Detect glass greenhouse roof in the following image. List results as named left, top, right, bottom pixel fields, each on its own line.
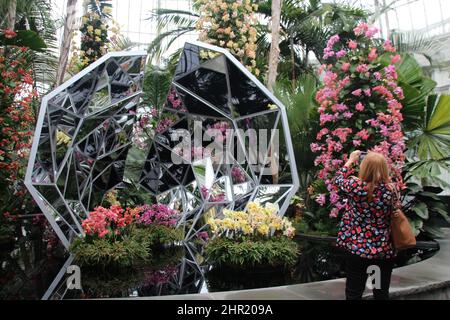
left=53, top=0, right=196, bottom=52
left=337, top=0, right=450, bottom=38
left=52, top=0, right=450, bottom=47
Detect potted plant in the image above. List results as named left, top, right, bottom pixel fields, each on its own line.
left=69, top=205, right=151, bottom=269
left=135, top=204, right=184, bottom=249
left=205, top=202, right=298, bottom=272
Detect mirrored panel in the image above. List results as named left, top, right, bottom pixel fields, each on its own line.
left=26, top=52, right=147, bottom=247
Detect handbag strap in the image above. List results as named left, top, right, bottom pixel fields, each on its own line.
left=388, top=183, right=402, bottom=210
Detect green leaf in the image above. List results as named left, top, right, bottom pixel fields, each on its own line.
left=418, top=191, right=441, bottom=201
left=408, top=218, right=423, bottom=237
left=427, top=95, right=450, bottom=134
left=412, top=202, right=429, bottom=219
left=413, top=94, right=450, bottom=160
left=423, top=224, right=444, bottom=238
left=0, top=30, right=47, bottom=52
left=406, top=182, right=422, bottom=194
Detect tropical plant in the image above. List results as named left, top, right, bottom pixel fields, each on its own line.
left=380, top=53, right=437, bottom=132
left=76, top=7, right=110, bottom=69
left=390, top=30, right=444, bottom=66
left=70, top=205, right=151, bottom=267
left=0, top=29, right=41, bottom=243
left=258, top=0, right=368, bottom=78
left=141, top=65, right=172, bottom=111
left=1, top=0, right=59, bottom=93
left=147, top=7, right=199, bottom=62
left=407, top=94, right=450, bottom=161
left=70, top=234, right=151, bottom=268
left=379, top=52, right=449, bottom=239
left=274, top=74, right=320, bottom=193
left=399, top=162, right=449, bottom=238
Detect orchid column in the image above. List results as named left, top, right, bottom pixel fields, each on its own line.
left=311, top=23, right=406, bottom=218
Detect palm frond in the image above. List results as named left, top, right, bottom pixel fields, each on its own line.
left=390, top=31, right=444, bottom=65
left=109, top=34, right=135, bottom=51
left=86, top=0, right=112, bottom=19
left=14, top=0, right=58, bottom=93
left=146, top=8, right=198, bottom=62
left=142, top=65, right=172, bottom=110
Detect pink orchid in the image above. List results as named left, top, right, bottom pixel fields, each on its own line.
left=356, top=64, right=369, bottom=73
left=348, top=40, right=358, bottom=50
left=383, top=40, right=396, bottom=53
left=353, top=23, right=369, bottom=36
left=341, top=62, right=351, bottom=72
left=391, top=54, right=401, bottom=64
left=356, top=102, right=365, bottom=112
left=316, top=194, right=326, bottom=206
left=336, top=50, right=347, bottom=58
left=356, top=129, right=370, bottom=140
left=368, top=48, right=378, bottom=62
left=343, top=112, right=353, bottom=119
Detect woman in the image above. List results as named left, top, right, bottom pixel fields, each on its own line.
left=333, top=150, right=399, bottom=300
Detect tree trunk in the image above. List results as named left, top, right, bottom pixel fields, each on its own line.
left=6, top=0, right=17, bottom=30
left=267, top=0, right=282, bottom=92
left=56, top=0, right=78, bottom=86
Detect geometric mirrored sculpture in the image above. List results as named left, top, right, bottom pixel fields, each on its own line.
left=137, top=41, right=299, bottom=242
left=25, top=42, right=299, bottom=249
left=25, top=51, right=147, bottom=248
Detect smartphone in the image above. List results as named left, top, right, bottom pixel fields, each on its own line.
left=359, top=151, right=368, bottom=161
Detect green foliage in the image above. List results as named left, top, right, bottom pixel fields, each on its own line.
left=259, top=0, right=368, bottom=78
left=147, top=8, right=198, bottom=62
left=390, top=31, right=443, bottom=65
left=205, top=236, right=299, bottom=269
left=274, top=74, right=320, bottom=191
left=380, top=53, right=437, bottom=131
left=134, top=225, right=184, bottom=247
left=0, top=0, right=59, bottom=93
left=401, top=160, right=450, bottom=238
left=406, top=159, right=450, bottom=190
left=407, top=94, right=450, bottom=161
left=113, top=183, right=155, bottom=208
left=0, top=30, right=46, bottom=51
left=401, top=182, right=449, bottom=238
left=70, top=229, right=151, bottom=268
left=142, top=65, right=172, bottom=110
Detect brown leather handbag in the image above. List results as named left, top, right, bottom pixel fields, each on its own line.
left=390, top=185, right=417, bottom=250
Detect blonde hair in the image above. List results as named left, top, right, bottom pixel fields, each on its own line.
left=358, top=152, right=391, bottom=201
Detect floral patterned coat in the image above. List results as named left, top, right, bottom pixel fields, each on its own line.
left=333, top=166, right=396, bottom=260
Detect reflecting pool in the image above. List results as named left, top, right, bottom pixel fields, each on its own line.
left=0, top=224, right=438, bottom=300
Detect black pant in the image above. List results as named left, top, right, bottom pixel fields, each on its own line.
left=344, top=252, right=394, bottom=300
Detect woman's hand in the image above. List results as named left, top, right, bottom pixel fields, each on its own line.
left=345, top=150, right=361, bottom=167
left=393, top=209, right=401, bottom=218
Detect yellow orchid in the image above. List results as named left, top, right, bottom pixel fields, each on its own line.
left=56, top=130, right=71, bottom=146
left=208, top=202, right=295, bottom=239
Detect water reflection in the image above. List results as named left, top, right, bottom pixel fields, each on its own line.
left=0, top=231, right=439, bottom=299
